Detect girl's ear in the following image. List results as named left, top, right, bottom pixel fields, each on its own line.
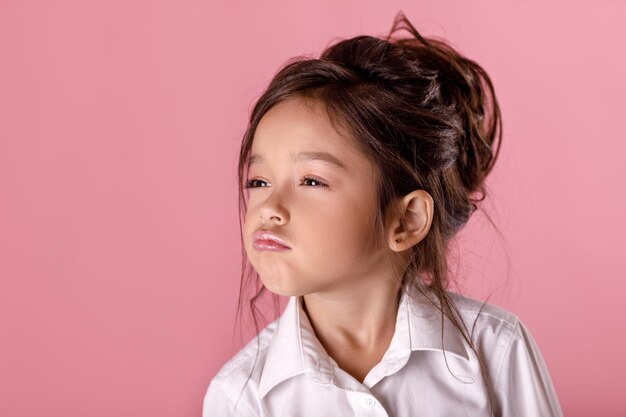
left=385, top=189, right=434, bottom=252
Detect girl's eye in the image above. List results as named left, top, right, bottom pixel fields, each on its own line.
left=300, top=176, right=328, bottom=187
left=243, top=178, right=268, bottom=188
left=243, top=176, right=328, bottom=189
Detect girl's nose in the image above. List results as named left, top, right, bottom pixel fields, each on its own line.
left=258, top=188, right=290, bottom=225
left=260, top=212, right=287, bottom=226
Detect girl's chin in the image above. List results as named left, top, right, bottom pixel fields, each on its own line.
left=265, top=288, right=295, bottom=297
left=260, top=276, right=305, bottom=297
left=261, top=280, right=295, bottom=296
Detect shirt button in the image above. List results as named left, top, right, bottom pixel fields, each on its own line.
left=364, top=395, right=375, bottom=407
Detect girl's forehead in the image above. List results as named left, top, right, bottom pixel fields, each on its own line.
left=255, top=99, right=343, bottom=145
left=250, top=98, right=366, bottom=165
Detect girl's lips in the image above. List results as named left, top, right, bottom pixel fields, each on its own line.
left=253, top=240, right=290, bottom=251
left=252, top=231, right=291, bottom=250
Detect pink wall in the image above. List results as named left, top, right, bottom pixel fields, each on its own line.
left=1, top=1, right=624, bottom=416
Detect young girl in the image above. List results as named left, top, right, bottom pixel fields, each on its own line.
left=203, top=11, right=563, bottom=417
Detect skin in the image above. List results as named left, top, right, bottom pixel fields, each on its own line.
left=243, top=95, right=434, bottom=383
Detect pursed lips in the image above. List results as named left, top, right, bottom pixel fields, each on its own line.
left=252, top=231, right=291, bottom=249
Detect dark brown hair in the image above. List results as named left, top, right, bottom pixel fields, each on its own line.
left=231, top=10, right=503, bottom=415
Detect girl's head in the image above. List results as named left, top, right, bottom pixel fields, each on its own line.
left=235, top=10, right=502, bottom=323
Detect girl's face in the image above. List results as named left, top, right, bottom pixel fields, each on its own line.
left=243, top=96, right=393, bottom=297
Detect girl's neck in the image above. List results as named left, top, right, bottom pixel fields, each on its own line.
left=301, top=279, right=402, bottom=352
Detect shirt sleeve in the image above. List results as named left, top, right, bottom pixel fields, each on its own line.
left=202, top=378, right=260, bottom=417
left=493, top=318, right=563, bottom=417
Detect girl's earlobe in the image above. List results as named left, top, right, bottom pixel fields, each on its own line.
left=392, top=237, right=404, bottom=252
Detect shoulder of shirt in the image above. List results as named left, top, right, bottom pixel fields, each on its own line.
left=439, top=291, right=526, bottom=383
left=444, top=290, right=522, bottom=343
left=443, top=291, right=559, bottom=402
left=204, top=319, right=280, bottom=415
left=208, top=317, right=279, bottom=392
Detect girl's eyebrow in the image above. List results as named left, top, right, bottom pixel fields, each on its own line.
left=248, top=151, right=347, bottom=170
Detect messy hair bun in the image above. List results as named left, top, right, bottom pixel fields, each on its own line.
left=319, top=17, right=502, bottom=235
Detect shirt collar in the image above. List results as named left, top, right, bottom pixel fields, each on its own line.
left=258, top=287, right=470, bottom=399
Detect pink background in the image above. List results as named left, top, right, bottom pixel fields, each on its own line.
left=1, top=1, right=624, bottom=416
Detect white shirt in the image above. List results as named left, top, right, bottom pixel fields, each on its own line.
left=203, top=287, right=563, bottom=416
